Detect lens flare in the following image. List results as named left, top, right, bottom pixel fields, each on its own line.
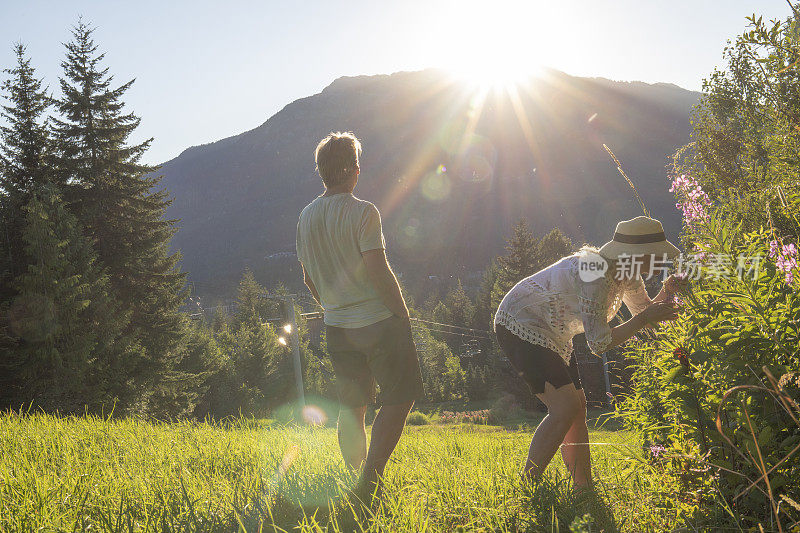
left=397, top=216, right=425, bottom=253
left=279, top=444, right=300, bottom=474
left=404, top=217, right=421, bottom=237
left=302, top=404, right=328, bottom=426
left=283, top=324, right=292, bottom=334
left=278, top=336, right=287, bottom=346
left=421, top=170, right=452, bottom=202
left=265, top=443, right=301, bottom=496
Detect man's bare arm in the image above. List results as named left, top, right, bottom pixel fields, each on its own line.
left=301, top=263, right=321, bottom=306
left=362, top=249, right=409, bottom=318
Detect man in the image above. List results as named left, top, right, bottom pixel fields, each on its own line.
left=296, top=131, right=424, bottom=499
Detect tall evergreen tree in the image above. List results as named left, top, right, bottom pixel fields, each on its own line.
left=2, top=187, right=119, bottom=412
left=474, top=259, right=498, bottom=329
left=213, top=271, right=292, bottom=416
left=0, top=44, right=53, bottom=294
left=0, top=44, right=52, bottom=199
left=51, top=21, right=188, bottom=412
left=490, top=223, right=573, bottom=311
left=491, top=219, right=539, bottom=310
left=536, top=228, right=573, bottom=269
left=443, top=279, right=475, bottom=327
left=231, top=269, right=279, bottom=328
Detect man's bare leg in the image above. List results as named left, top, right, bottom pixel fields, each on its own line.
left=338, top=405, right=367, bottom=470
left=523, top=383, right=583, bottom=484
left=559, top=389, right=592, bottom=487
left=358, top=400, right=414, bottom=499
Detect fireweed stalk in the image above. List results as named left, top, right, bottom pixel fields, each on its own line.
left=769, top=240, right=798, bottom=285
left=669, top=175, right=711, bottom=225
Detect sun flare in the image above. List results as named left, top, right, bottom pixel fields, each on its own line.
left=425, top=0, right=563, bottom=92
left=449, top=58, right=544, bottom=91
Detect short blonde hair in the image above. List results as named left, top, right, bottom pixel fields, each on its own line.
left=314, top=131, right=362, bottom=187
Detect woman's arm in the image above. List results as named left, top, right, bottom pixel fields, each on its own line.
left=607, top=301, right=679, bottom=350
left=652, top=274, right=690, bottom=303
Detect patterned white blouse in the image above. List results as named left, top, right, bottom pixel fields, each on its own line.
left=494, top=252, right=652, bottom=361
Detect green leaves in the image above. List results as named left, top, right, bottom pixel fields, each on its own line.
left=620, top=151, right=800, bottom=522
left=664, top=366, right=686, bottom=384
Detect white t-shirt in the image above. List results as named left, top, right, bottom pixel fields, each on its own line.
left=296, top=193, right=394, bottom=328
left=494, top=253, right=652, bottom=360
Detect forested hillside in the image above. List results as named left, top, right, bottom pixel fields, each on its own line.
left=157, top=68, right=699, bottom=299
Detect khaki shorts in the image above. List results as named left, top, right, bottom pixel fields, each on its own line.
left=326, top=315, right=425, bottom=407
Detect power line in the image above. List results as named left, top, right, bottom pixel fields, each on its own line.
left=411, top=325, right=492, bottom=341
left=410, top=317, right=491, bottom=335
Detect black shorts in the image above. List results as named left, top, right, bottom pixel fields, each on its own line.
left=495, top=324, right=582, bottom=395
left=326, top=315, right=425, bottom=408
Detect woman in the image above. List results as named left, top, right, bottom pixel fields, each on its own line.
left=494, top=216, right=685, bottom=488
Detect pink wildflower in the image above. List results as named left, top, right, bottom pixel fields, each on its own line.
left=670, top=174, right=711, bottom=225
left=649, top=445, right=666, bottom=458
left=769, top=240, right=798, bottom=285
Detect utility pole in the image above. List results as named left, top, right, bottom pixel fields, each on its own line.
left=285, top=295, right=305, bottom=408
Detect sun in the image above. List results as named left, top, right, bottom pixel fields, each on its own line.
left=432, top=1, right=550, bottom=92
left=449, top=57, right=544, bottom=92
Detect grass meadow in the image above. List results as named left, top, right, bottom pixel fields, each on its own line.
left=0, top=409, right=704, bottom=532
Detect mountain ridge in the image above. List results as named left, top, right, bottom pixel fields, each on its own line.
left=156, top=68, right=701, bottom=299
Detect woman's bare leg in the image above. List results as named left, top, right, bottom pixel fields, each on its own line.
left=523, top=383, right=583, bottom=484
left=559, top=388, right=592, bottom=487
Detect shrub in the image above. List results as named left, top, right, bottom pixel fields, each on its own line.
left=488, top=394, right=525, bottom=424
left=619, top=190, right=800, bottom=527
left=406, top=411, right=431, bottom=426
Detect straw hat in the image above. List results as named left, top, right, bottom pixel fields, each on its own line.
left=597, top=216, right=680, bottom=260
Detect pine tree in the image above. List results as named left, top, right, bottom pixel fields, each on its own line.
left=443, top=279, right=475, bottom=327
left=496, top=220, right=538, bottom=282
left=2, top=187, right=119, bottom=412
left=491, top=219, right=539, bottom=309
left=0, top=44, right=52, bottom=200
left=215, top=271, right=292, bottom=416
left=51, top=21, right=189, bottom=412
left=536, top=228, right=573, bottom=269
left=0, top=44, right=53, bottom=296
left=474, top=259, right=498, bottom=329
left=232, top=269, right=279, bottom=328
left=490, top=223, right=573, bottom=311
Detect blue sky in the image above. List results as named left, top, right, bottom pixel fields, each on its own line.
left=0, top=0, right=792, bottom=165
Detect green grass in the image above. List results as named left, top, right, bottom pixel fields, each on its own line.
left=0, top=409, right=697, bottom=532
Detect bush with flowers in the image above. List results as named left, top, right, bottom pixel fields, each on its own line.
left=617, top=173, right=800, bottom=527
left=615, top=9, right=800, bottom=527
left=437, top=409, right=491, bottom=425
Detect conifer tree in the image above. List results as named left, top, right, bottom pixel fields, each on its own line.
left=496, top=220, right=538, bottom=283
left=51, top=21, right=189, bottom=411
left=0, top=44, right=52, bottom=200
left=536, top=228, right=573, bottom=269
left=0, top=44, right=53, bottom=295
left=474, top=259, right=498, bottom=328
left=490, top=222, right=573, bottom=311
left=443, top=279, right=475, bottom=327
left=3, top=187, right=119, bottom=412
left=214, top=271, right=292, bottom=416
left=491, top=219, right=539, bottom=309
